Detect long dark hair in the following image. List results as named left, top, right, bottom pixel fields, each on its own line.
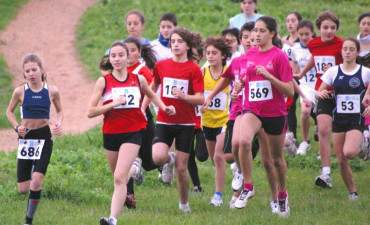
left=99, top=41, right=129, bottom=71
left=124, top=37, right=157, bottom=70
left=256, top=16, right=280, bottom=47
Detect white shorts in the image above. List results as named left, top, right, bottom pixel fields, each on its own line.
left=299, top=85, right=317, bottom=107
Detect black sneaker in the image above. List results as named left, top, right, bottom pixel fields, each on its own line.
left=124, top=192, right=136, bottom=209
left=100, top=217, right=114, bottom=225
left=278, top=195, right=290, bottom=217
left=24, top=216, right=32, bottom=225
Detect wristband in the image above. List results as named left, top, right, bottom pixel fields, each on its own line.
left=14, top=125, right=19, bottom=133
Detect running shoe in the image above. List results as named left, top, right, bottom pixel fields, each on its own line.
left=210, top=193, right=223, bottom=207
left=100, top=217, right=115, bottom=225
left=348, top=192, right=359, bottom=201
left=285, top=132, right=297, bottom=157
left=358, top=130, right=369, bottom=161
left=234, top=188, right=254, bottom=209
left=297, top=141, right=311, bottom=156
left=192, top=186, right=204, bottom=193
left=24, top=216, right=32, bottom=225
left=270, top=200, right=279, bottom=214
left=179, top=203, right=191, bottom=213
left=133, top=158, right=143, bottom=185
left=124, top=192, right=136, bottom=209
left=230, top=162, right=238, bottom=174
left=314, top=125, right=319, bottom=142
left=229, top=196, right=238, bottom=209
left=315, top=173, right=333, bottom=188
left=231, top=170, right=243, bottom=191
left=161, top=152, right=175, bottom=184
left=278, top=195, right=290, bottom=217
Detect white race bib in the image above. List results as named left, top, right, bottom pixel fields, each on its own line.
left=204, top=90, right=227, bottom=111
left=336, top=94, right=361, bottom=114
left=195, top=105, right=201, bottom=117
left=17, top=139, right=45, bottom=160
left=314, top=56, right=335, bottom=74
left=112, top=87, right=141, bottom=109
left=248, top=80, right=273, bottom=101
left=162, top=77, right=189, bottom=99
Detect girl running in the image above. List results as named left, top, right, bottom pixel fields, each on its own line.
left=233, top=16, right=294, bottom=217
left=229, top=0, right=263, bottom=30
left=6, top=54, right=64, bottom=225
left=88, top=41, right=175, bottom=225
left=318, top=38, right=370, bottom=201
left=291, top=20, right=318, bottom=155
left=200, top=36, right=232, bottom=206
left=142, top=27, right=204, bottom=213
left=294, top=11, right=343, bottom=188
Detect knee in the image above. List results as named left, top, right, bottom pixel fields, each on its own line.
left=176, top=165, right=187, bottom=178
left=113, top=172, right=127, bottom=186
left=239, top=139, right=252, bottom=150
left=262, top=158, right=274, bottom=171
left=152, top=152, right=167, bottom=166
left=18, top=188, right=29, bottom=195
left=213, top=153, right=224, bottom=164
left=344, top=151, right=357, bottom=160
left=273, top=157, right=284, bottom=169
left=301, top=110, right=310, bottom=118
left=318, top=127, right=331, bottom=139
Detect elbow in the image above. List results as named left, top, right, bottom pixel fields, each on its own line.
left=287, top=89, right=295, bottom=98
left=87, top=110, right=94, bottom=119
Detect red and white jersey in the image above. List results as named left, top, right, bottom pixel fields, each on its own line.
left=307, top=36, right=343, bottom=90
left=154, top=58, right=204, bottom=125
left=101, top=73, right=147, bottom=134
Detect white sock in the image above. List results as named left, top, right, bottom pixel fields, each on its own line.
left=322, top=167, right=331, bottom=175
left=231, top=196, right=238, bottom=202
left=169, top=153, right=175, bottom=165
left=179, top=202, right=189, bottom=208
left=109, top=216, right=117, bottom=225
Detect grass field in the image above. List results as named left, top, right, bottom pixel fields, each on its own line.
left=0, top=0, right=369, bottom=224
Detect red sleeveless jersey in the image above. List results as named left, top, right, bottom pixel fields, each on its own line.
left=102, top=73, right=147, bottom=134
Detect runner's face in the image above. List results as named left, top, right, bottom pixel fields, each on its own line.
left=359, top=16, right=370, bottom=37
left=159, top=20, right=176, bottom=39
left=319, top=19, right=337, bottom=42
left=298, top=26, right=313, bottom=46
left=23, top=62, right=43, bottom=84
left=241, top=30, right=252, bottom=50
left=224, top=34, right=239, bottom=53
left=286, top=14, right=299, bottom=34
left=254, top=20, right=274, bottom=47
left=126, top=14, right=144, bottom=38
left=240, top=0, right=256, bottom=15
left=170, top=33, right=190, bottom=57
left=250, top=31, right=257, bottom=47
left=205, top=45, right=224, bottom=67
left=341, top=40, right=358, bottom=63
left=126, top=42, right=140, bottom=67
left=109, top=45, right=128, bottom=70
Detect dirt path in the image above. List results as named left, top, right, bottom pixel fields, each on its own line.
left=0, top=0, right=101, bottom=151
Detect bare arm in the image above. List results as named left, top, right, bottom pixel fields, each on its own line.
left=6, top=87, right=22, bottom=128
left=50, top=86, right=64, bottom=136
left=317, top=82, right=331, bottom=99
left=202, top=76, right=232, bottom=110
left=172, top=89, right=204, bottom=106
left=87, top=77, right=126, bottom=118
left=141, top=81, right=160, bottom=112
left=294, top=56, right=314, bottom=79
left=255, top=65, right=294, bottom=97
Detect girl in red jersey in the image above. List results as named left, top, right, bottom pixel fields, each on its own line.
left=233, top=16, right=294, bottom=217
left=87, top=41, right=175, bottom=225
left=142, top=27, right=204, bottom=213
left=294, top=11, right=343, bottom=189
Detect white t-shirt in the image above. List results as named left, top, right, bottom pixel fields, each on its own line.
left=291, top=43, right=317, bottom=89
left=321, top=64, right=370, bottom=86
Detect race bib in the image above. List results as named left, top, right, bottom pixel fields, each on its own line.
left=163, top=77, right=189, bottom=99
left=204, top=90, right=227, bottom=111
left=249, top=80, right=273, bottom=101
left=195, top=105, right=201, bottom=117
left=112, top=87, right=141, bottom=109
left=336, top=94, right=360, bottom=114
left=314, top=56, right=335, bottom=74
left=17, top=139, right=45, bottom=160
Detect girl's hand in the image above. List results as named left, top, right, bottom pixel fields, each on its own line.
left=17, top=125, right=27, bottom=138
left=234, top=77, right=245, bottom=94
left=164, top=105, right=176, bottom=115
left=293, top=73, right=303, bottom=79
left=201, top=97, right=211, bottom=113
left=112, top=95, right=126, bottom=107
left=231, top=91, right=239, bottom=102
left=362, top=94, right=370, bottom=107
left=302, top=98, right=312, bottom=108
left=255, top=65, right=273, bottom=80
left=363, top=106, right=370, bottom=117
left=53, top=122, right=62, bottom=136
left=172, top=87, right=186, bottom=100
left=318, top=90, right=330, bottom=99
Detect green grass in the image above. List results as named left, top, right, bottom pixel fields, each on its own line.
left=0, top=125, right=368, bottom=225
left=0, top=0, right=29, bottom=129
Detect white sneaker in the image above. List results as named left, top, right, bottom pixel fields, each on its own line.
left=234, top=188, right=254, bottom=209
left=230, top=162, right=237, bottom=174
left=278, top=195, right=290, bottom=217
left=210, top=193, right=223, bottom=207
left=231, top=171, right=243, bottom=191
left=161, top=152, right=175, bottom=184
left=270, top=200, right=279, bottom=214
left=315, top=173, right=333, bottom=188
left=297, top=141, right=311, bottom=156
left=348, top=192, right=359, bottom=201
left=284, top=132, right=297, bottom=157
left=229, top=196, right=238, bottom=209
left=179, top=203, right=191, bottom=213
left=132, top=158, right=143, bottom=185
left=358, top=130, right=369, bottom=161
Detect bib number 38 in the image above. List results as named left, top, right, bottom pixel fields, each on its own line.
left=17, top=139, right=45, bottom=160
